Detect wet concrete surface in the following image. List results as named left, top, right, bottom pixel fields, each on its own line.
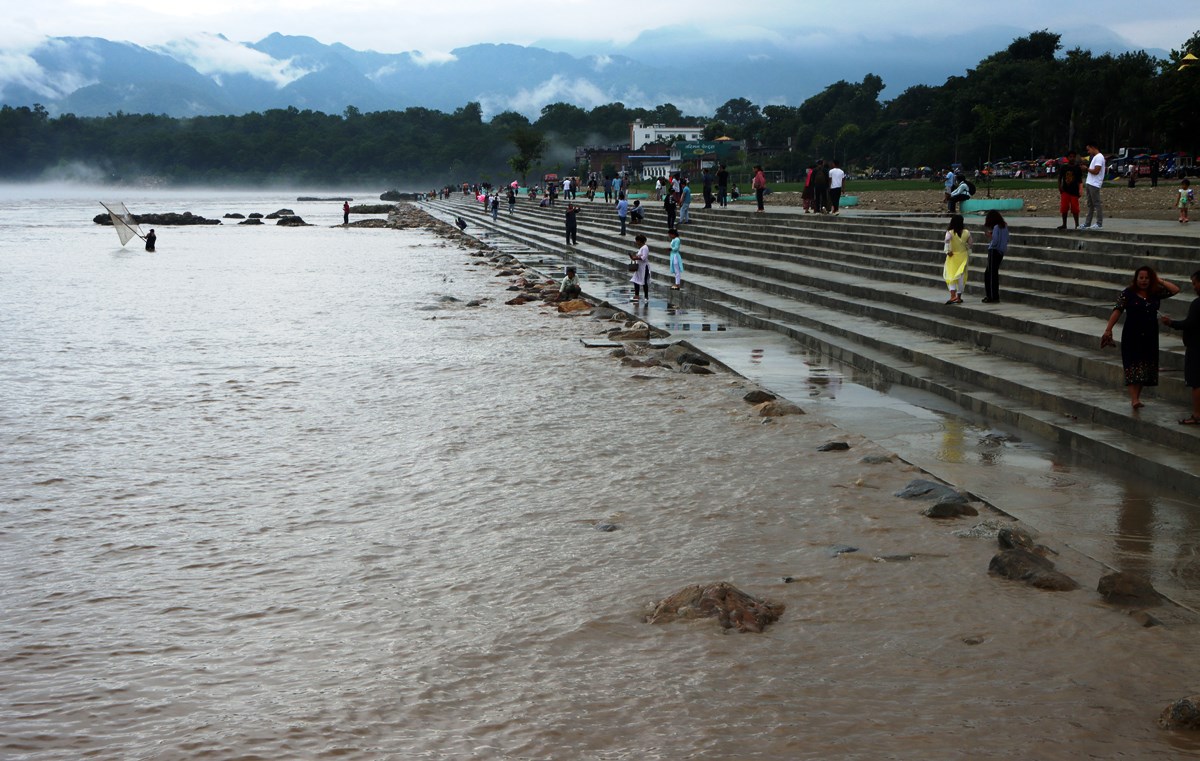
left=461, top=208, right=1200, bottom=613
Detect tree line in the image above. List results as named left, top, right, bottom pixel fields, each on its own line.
left=0, top=29, right=1196, bottom=186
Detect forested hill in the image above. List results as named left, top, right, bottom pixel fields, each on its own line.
left=1, top=31, right=1196, bottom=187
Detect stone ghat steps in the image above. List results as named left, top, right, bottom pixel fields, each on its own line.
left=426, top=198, right=1200, bottom=490
left=488, top=200, right=1197, bottom=318
left=453, top=199, right=1190, bottom=376
left=459, top=199, right=1191, bottom=403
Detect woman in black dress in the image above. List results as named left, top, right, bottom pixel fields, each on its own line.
left=1101, top=265, right=1181, bottom=408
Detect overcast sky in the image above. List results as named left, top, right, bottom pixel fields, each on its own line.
left=0, top=0, right=1190, bottom=55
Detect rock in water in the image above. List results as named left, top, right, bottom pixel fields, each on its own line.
left=988, top=548, right=1078, bottom=591
left=1160, top=696, right=1200, bottom=730
left=817, top=441, right=850, bottom=451
left=645, top=582, right=784, bottom=633
left=753, top=400, right=804, bottom=417
left=1097, top=572, right=1163, bottom=607
left=557, top=299, right=592, bottom=313
left=742, top=389, right=777, bottom=404
left=895, top=478, right=966, bottom=502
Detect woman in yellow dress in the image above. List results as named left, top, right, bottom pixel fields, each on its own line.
left=943, top=213, right=971, bottom=304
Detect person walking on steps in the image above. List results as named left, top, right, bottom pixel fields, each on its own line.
left=942, top=214, right=970, bottom=304
left=982, top=210, right=1008, bottom=303
left=564, top=202, right=578, bottom=245
left=668, top=229, right=684, bottom=290
left=630, top=234, right=650, bottom=303
left=1101, top=266, right=1181, bottom=409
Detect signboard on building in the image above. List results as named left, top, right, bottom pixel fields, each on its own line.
left=678, top=141, right=720, bottom=156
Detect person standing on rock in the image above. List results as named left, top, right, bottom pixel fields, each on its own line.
left=1162, top=270, right=1200, bottom=425
left=616, top=193, right=629, bottom=236
left=1101, top=266, right=1181, bottom=409
left=144, top=229, right=156, bottom=252
left=668, top=229, right=684, bottom=290
left=1057, top=151, right=1082, bottom=230
left=630, top=234, right=650, bottom=303
left=342, top=201, right=350, bottom=225
left=1082, top=142, right=1106, bottom=230
left=942, top=214, right=970, bottom=304
left=564, top=202, right=579, bottom=245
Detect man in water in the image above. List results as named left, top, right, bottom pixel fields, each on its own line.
left=144, top=229, right=156, bottom=252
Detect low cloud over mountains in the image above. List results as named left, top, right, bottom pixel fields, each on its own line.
left=0, top=28, right=1165, bottom=119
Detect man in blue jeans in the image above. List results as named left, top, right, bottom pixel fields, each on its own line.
left=616, top=193, right=628, bottom=236
left=1081, top=142, right=1106, bottom=230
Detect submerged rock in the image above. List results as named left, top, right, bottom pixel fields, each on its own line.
left=988, top=548, right=1078, bottom=591
left=1097, top=572, right=1163, bottom=607
left=923, top=501, right=979, bottom=519
left=742, top=389, right=777, bottom=405
left=645, top=582, right=784, bottom=633
left=753, top=400, right=804, bottom=417
left=276, top=215, right=308, bottom=226
left=817, top=441, right=850, bottom=451
left=895, top=478, right=966, bottom=503
left=859, top=454, right=894, bottom=465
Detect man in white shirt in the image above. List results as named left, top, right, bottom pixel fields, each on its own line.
left=1082, top=142, right=1106, bottom=230
left=828, top=160, right=847, bottom=214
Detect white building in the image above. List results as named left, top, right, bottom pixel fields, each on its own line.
left=629, top=120, right=705, bottom=151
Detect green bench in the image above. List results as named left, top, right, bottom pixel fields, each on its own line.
left=961, top=198, right=1024, bottom=213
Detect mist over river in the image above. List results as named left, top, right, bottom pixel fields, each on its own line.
left=2, top=187, right=1199, bottom=760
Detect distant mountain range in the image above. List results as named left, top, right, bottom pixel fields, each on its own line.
left=0, top=30, right=1167, bottom=120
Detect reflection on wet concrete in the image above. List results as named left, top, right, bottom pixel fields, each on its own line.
left=513, top=244, right=1200, bottom=611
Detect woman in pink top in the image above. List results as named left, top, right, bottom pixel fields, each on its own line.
left=752, top=166, right=767, bottom=212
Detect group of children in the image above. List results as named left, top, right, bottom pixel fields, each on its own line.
left=627, top=230, right=684, bottom=302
